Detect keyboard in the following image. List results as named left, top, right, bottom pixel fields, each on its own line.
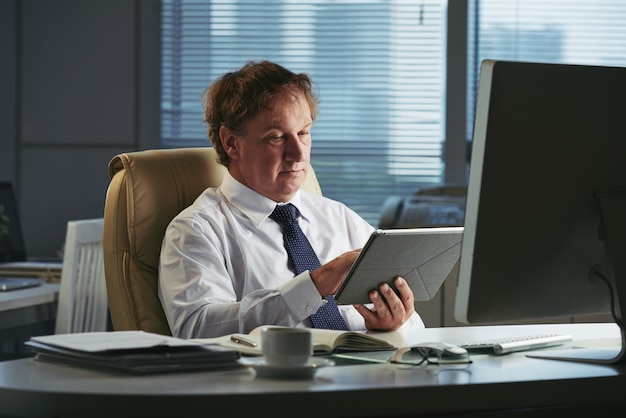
left=460, top=334, right=573, bottom=355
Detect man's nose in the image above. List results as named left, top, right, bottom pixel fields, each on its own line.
left=285, top=136, right=307, bottom=161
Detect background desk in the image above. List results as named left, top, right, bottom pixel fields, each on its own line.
left=1, top=323, right=625, bottom=417
left=0, top=283, right=59, bottom=359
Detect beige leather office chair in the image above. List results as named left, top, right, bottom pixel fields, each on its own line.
left=103, top=147, right=323, bottom=336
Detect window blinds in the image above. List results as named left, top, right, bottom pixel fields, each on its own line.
left=161, top=0, right=447, bottom=225
left=467, top=0, right=626, bottom=141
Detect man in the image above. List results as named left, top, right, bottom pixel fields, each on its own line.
left=159, top=60, right=424, bottom=338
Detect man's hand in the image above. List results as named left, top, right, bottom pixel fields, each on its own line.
left=309, top=249, right=361, bottom=297
left=353, top=277, right=415, bottom=331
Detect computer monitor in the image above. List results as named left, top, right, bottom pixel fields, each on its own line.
left=454, top=60, right=626, bottom=364
left=0, top=182, right=27, bottom=262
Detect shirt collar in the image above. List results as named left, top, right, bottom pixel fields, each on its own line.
left=219, top=171, right=310, bottom=225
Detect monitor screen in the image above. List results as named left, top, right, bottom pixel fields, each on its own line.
left=0, top=182, right=27, bottom=262
left=454, top=60, right=626, bottom=363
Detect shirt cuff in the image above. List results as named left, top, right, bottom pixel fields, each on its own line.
left=280, top=271, right=323, bottom=320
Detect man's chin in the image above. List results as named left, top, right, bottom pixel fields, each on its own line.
left=271, top=179, right=304, bottom=200
left=283, top=181, right=304, bottom=195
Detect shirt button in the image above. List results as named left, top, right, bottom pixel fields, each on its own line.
left=306, top=305, right=313, bottom=313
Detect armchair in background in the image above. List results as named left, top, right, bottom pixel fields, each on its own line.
left=55, top=218, right=108, bottom=334
left=379, top=185, right=467, bottom=229
left=102, top=147, right=323, bottom=336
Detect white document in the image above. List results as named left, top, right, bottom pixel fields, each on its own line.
left=31, top=331, right=201, bottom=353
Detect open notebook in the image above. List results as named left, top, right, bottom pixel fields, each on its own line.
left=0, top=182, right=62, bottom=288
left=193, top=325, right=409, bottom=356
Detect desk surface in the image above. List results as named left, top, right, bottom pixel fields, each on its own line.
left=0, top=283, right=59, bottom=335
left=1, top=323, right=625, bottom=417
left=0, top=282, right=59, bottom=313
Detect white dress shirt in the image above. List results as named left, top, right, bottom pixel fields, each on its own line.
left=159, top=172, right=424, bottom=338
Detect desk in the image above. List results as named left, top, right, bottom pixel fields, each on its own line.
left=0, top=283, right=59, bottom=329
left=0, top=283, right=59, bottom=358
left=1, top=323, right=625, bottom=417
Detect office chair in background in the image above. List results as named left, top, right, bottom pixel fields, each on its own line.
left=55, top=218, right=108, bottom=334
left=379, top=185, right=467, bottom=229
left=102, top=147, right=323, bottom=336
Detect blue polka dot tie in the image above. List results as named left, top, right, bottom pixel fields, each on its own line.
left=270, top=203, right=349, bottom=331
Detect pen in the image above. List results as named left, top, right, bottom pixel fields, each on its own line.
left=231, top=335, right=257, bottom=347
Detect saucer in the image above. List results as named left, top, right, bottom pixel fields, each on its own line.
left=239, top=357, right=334, bottom=380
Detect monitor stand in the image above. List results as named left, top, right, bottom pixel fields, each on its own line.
left=528, top=192, right=626, bottom=364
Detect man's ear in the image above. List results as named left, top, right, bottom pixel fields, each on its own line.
left=219, top=125, right=240, bottom=160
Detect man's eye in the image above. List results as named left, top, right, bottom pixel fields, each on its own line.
left=266, top=135, right=286, bottom=144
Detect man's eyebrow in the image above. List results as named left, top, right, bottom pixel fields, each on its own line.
left=264, top=121, right=313, bottom=131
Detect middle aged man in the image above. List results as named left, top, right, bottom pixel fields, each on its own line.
left=159, top=60, right=425, bottom=339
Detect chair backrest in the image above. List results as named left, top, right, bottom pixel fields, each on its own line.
left=103, top=147, right=323, bottom=336
left=55, top=218, right=108, bottom=334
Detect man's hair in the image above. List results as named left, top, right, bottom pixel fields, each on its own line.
left=201, top=60, right=319, bottom=167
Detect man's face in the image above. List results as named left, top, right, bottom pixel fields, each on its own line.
left=222, top=91, right=313, bottom=202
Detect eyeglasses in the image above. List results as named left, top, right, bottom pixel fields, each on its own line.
left=390, top=346, right=472, bottom=369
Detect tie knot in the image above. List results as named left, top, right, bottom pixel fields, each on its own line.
left=269, top=203, right=298, bottom=227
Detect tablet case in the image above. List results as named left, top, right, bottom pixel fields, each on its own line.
left=0, top=277, right=43, bottom=292
left=334, top=227, right=463, bottom=305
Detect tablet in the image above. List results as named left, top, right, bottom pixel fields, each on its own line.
left=334, top=227, right=463, bottom=305
left=0, top=277, right=43, bottom=292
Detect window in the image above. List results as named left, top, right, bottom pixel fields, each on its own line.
left=467, top=0, right=626, bottom=141
left=161, top=0, right=448, bottom=225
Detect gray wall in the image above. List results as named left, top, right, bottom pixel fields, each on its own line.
left=0, top=0, right=161, bottom=258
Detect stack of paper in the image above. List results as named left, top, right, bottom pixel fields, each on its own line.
left=26, top=331, right=241, bottom=374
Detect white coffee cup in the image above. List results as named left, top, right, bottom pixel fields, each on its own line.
left=261, top=327, right=313, bottom=366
